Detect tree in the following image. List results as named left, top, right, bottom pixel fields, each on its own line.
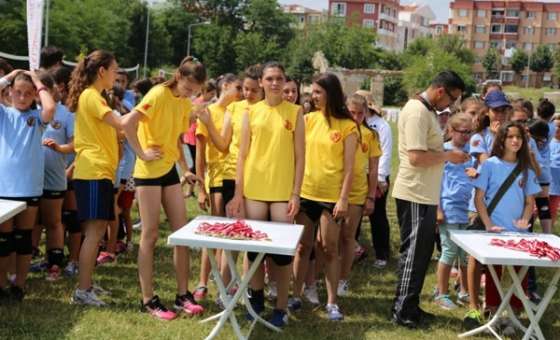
left=233, top=31, right=281, bottom=71
left=530, top=45, right=554, bottom=87
left=510, top=48, right=528, bottom=84
left=554, top=47, right=560, bottom=85
left=482, top=47, right=500, bottom=79
left=403, top=48, right=475, bottom=95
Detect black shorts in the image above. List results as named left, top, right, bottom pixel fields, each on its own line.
left=209, top=186, right=223, bottom=194
left=74, top=179, right=115, bottom=221
left=134, top=166, right=180, bottom=187
left=0, top=196, right=41, bottom=207
left=247, top=251, right=293, bottom=266
left=67, top=180, right=74, bottom=191
left=42, top=190, right=66, bottom=200
left=222, top=179, right=235, bottom=205
left=120, top=179, right=128, bottom=186
left=299, top=198, right=335, bottom=222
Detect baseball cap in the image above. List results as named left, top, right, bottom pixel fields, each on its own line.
left=484, top=90, right=511, bottom=109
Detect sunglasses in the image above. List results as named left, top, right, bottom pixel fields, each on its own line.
left=444, top=87, right=461, bottom=103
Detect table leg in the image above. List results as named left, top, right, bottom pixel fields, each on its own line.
left=203, top=249, right=245, bottom=340
left=488, top=265, right=528, bottom=333
left=507, top=266, right=560, bottom=340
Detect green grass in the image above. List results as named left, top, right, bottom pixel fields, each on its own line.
left=1, top=122, right=560, bottom=339
left=503, top=85, right=556, bottom=104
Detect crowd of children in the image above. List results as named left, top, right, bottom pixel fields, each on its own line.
left=0, top=46, right=559, bottom=335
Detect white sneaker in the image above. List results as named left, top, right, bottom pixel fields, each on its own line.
left=326, top=303, right=344, bottom=321
left=64, top=261, right=79, bottom=277
left=132, top=221, right=142, bottom=230
left=267, top=281, right=278, bottom=300
left=373, top=259, right=387, bottom=269
left=303, top=283, right=320, bottom=305
left=72, top=288, right=107, bottom=306
left=337, top=280, right=350, bottom=297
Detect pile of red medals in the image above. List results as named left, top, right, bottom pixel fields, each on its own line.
left=490, top=238, right=560, bottom=261
left=196, top=220, right=270, bottom=241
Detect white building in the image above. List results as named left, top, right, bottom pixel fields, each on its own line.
left=397, top=3, right=436, bottom=51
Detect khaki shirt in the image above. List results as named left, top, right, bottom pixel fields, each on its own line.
left=392, top=98, right=444, bottom=205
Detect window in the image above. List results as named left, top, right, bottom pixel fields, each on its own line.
left=504, top=25, right=518, bottom=33
left=546, top=27, right=557, bottom=36
left=501, top=71, right=514, bottom=82
left=491, top=24, right=502, bottom=33
left=364, top=3, right=375, bottom=14
left=475, top=25, right=486, bottom=33
left=506, top=9, right=519, bottom=17
left=363, top=19, right=375, bottom=28
left=492, top=9, right=505, bottom=17
left=526, top=11, right=535, bottom=19
left=456, top=25, right=467, bottom=33
left=548, top=12, right=557, bottom=20
left=475, top=41, right=485, bottom=49
left=523, top=42, right=533, bottom=50
left=524, top=26, right=535, bottom=35
left=490, top=40, right=502, bottom=48
left=477, top=10, right=486, bottom=17
left=458, top=9, right=468, bottom=17
left=505, top=41, right=517, bottom=49
left=331, top=2, right=346, bottom=16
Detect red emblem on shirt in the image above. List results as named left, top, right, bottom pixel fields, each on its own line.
left=142, top=103, right=151, bottom=111
left=284, top=119, right=293, bottom=131
left=471, top=139, right=480, bottom=147
left=361, top=142, right=369, bottom=153
left=330, top=131, right=342, bottom=143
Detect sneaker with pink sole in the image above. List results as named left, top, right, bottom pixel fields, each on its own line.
left=174, top=292, right=204, bottom=316
left=193, top=286, right=208, bottom=302
left=96, top=251, right=116, bottom=265
left=46, top=265, right=62, bottom=282
left=141, top=295, right=177, bottom=321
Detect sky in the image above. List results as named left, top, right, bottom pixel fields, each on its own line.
left=278, top=0, right=452, bottom=23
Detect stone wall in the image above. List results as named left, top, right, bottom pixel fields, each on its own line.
left=328, top=68, right=403, bottom=106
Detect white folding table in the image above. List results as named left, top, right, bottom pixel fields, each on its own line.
left=0, top=199, right=26, bottom=224
left=168, top=215, right=304, bottom=340
left=450, top=230, right=560, bottom=340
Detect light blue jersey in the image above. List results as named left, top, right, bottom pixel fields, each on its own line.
left=474, top=156, right=541, bottom=231
left=118, top=140, right=136, bottom=182
left=440, top=142, right=474, bottom=224
left=469, top=128, right=494, bottom=164
left=0, top=105, right=46, bottom=197
left=42, top=103, right=74, bottom=191
left=550, top=139, right=560, bottom=195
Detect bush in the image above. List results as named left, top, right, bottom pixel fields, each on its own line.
left=383, top=75, right=407, bottom=106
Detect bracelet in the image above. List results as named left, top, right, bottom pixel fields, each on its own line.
left=36, top=86, right=48, bottom=94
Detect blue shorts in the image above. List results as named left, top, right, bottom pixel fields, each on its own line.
left=74, top=179, right=115, bottom=222
left=439, top=223, right=468, bottom=266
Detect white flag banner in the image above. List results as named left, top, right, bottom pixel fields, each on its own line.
left=27, top=0, right=45, bottom=70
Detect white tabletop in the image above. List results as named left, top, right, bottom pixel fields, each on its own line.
left=0, top=199, right=26, bottom=224
left=168, top=216, right=304, bottom=256
left=450, top=230, right=560, bottom=268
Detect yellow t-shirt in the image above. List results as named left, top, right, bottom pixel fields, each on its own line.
left=196, top=102, right=227, bottom=188
left=244, top=100, right=300, bottom=201
left=301, top=111, right=357, bottom=203
left=223, top=100, right=252, bottom=180
left=392, top=98, right=444, bottom=205
left=133, top=85, right=191, bottom=179
left=73, top=87, right=118, bottom=181
left=348, top=125, right=382, bottom=205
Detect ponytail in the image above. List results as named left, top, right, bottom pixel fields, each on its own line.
left=164, top=56, right=207, bottom=89
left=66, top=50, right=115, bottom=112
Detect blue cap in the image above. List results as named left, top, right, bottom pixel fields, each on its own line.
left=484, top=90, right=511, bottom=109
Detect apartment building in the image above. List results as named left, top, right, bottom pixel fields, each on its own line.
left=282, top=4, right=325, bottom=31
left=430, top=22, right=450, bottom=37
left=397, top=3, right=436, bottom=51
left=449, top=0, right=560, bottom=85
left=329, top=0, right=401, bottom=50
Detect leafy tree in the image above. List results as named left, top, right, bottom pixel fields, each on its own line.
left=482, top=47, right=500, bottom=79
left=192, top=24, right=237, bottom=77
left=383, top=75, right=408, bottom=105
left=510, top=48, right=528, bottom=77
left=0, top=0, right=27, bottom=57
left=233, top=31, right=281, bottom=71
left=554, top=47, right=560, bottom=84
left=530, top=45, right=554, bottom=73
left=155, top=0, right=197, bottom=64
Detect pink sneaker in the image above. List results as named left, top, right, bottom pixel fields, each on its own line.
left=141, top=295, right=177, bottom=321
left=174, top=292, right=204, bottom=316
left=46, top=265, right=61, bottom=282
left=193, top=286, right=208, bottom=302
left=96, top=251, right=116, bottom=265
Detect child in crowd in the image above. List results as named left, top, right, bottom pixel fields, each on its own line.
left=434, top=113, right=474, bottom=310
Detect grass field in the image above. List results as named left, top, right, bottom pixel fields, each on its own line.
left=1, top=123, right=560, bottom=340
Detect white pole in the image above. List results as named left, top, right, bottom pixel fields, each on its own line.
left=44, top=0, right=50, bottom=47
left=143, top=6, right=150, bottom=78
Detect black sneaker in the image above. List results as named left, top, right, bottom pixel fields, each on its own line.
left=246, top=289, right=265, bottom=321
left=9, top=286, right=24, bottom=302
left=418, top=308, right=435, bottom=323
left=140, top=295, right=177, bottom=320
left=391, top=313, right=419, bottom=329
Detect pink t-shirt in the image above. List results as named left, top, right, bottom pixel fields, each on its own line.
left=183, top=97, right=207, bottom=145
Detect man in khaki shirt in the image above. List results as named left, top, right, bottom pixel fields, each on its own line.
left=391, top=71, right=469, bottom=328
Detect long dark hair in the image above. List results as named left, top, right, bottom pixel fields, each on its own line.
left=66, top=50, right=115, bottom=112
left=490, top=121, right=540, bottom=179
left=312, top=72, right=353, bottom=126
left=164, top=56, right=207, bottom=89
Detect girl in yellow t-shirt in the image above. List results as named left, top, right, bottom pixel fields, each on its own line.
left=227, top=62, right=305, bottom=327
left=194, top=65, right=263, bottom=299
left=291, top=73, right=358, bottom=321
left=338, top=93, right=381, bottom=297
left=65, top=50, right=122, bottom=307
left=122, top=57, right=206, bottom=320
